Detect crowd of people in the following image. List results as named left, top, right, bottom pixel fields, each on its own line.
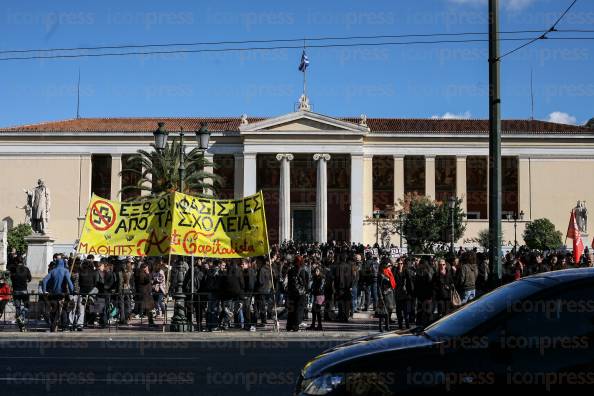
left=1, top=241, right=592, bottom=333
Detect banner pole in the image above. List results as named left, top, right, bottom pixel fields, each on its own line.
left=260, top=191, right=280, bottom=333
left=70, top=195, right=94, bottom=272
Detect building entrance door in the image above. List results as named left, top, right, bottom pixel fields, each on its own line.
left=292, top=208, right=314, bottom=243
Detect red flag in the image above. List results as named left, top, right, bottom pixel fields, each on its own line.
left=568, top=210, right=584, bottom=264
left=574, top=236, right=585, bottom=265
left=567, top=210, right=579, bottom=239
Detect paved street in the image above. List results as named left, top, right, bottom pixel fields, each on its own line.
left=0, top=333, right=351, bottom=396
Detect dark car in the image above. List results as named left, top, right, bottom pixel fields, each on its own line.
left=296, top=268, right=594, bottom=395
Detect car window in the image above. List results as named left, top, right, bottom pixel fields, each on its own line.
left=505, top=284, right=594, bottom=339
left=425, top=280, right=542, bottom=339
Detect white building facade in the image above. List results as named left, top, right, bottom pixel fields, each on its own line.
left=1, top=109, right=594, bottom=252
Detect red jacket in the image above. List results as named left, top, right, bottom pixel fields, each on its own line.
left=0, top=283, right=11, bottom=301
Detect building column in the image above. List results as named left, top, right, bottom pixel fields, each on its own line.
left=78, top=155, right=92, bottom=235
left=350, top=154, right=368, bottom=243
left=203, top=153, right=214, bottom=196
left=110, top=154, right=122, bottom=200
left=425, top=155, right=436, bottom=199
left=233, top=153, right=244, bottom=199
left=313, top=154, right=331, bottom=243
left=393, top=155, right=405, bottom=206
left=518, top=156, right=531, bottom=219
left=276, top=154, right=294, bottom=242
left=456, top=156, right=467, bottom=214
left=243, top=153, right=257, bottom=197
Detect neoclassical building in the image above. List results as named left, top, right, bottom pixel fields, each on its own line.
left=1, top=104, right=593, bottom=252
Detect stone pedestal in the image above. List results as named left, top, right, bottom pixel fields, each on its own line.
left=25, top=234, right=54, bottom=278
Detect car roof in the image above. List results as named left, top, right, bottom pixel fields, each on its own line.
left=522, top=267, right=594, bottom=284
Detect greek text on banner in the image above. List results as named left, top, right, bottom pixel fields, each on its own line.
left=77, top=192, right=269, bottom=258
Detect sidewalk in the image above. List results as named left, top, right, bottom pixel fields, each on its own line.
left=0, top=305, right=384, bottom=338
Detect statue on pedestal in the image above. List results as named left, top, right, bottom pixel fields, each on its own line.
left=31, top=179, right=51, bottom=235
left=16, top=190, right=33, bottom=226
left=575, top=201, right=588, bottom=234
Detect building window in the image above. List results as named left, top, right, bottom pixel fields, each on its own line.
left=435, top=156, right=456, bottom=203
left=121, top=154, right=141, bottom=201
left=502, top=156, right=519, bottom=217
left=404, top=156, right=425, bottom=196
left=91, top=154, right=112, bottom=199
left=372, top=156, right=394, bottom=213
left=466, top=156, right=487, bottom=219
left=213, top=155, right=235, bottom=199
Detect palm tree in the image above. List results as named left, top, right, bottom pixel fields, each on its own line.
left=119, top=139, right=222, bottom=198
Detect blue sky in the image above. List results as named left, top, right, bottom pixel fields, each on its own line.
left=0, top=0, right=592, bottom=127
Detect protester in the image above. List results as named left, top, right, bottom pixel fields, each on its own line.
left=10, top=256, right=31, bottom=332
left=309, top=266, right=325, bottom=331
left=286, top=256, right=307, bottom=331
left=457, top=251, right=478, bottom=304
left=151, top=261, right=167, bottom=319
left=377, top=259, right=395, bottom=332
left=394, top=259, right=413, bottom=330
left=41, top=258, right=74, bottom=332
left=68, top=259, right=85, bottom=331
left=0, top=273, right=11, bottom=319
left=137, top=263, right=155, bottom=326
left=432, top=259, right=455, bottom=320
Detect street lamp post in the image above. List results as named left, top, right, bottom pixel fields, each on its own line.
left=398, top=212, right=404, bottom=249
left=513, top=210, right=524, bottom=254
left=153, top=122, right=211, bottom=332
left=448, top=197, right=456, bottom=254
left=373, top=208, right=382, bottom=246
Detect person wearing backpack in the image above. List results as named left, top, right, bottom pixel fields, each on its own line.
left=41, top=258, right=74, bottom=332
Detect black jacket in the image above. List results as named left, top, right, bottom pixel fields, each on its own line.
left=183, top=266, right=204, bottom=294
left=10, top=265, right=31, bottom=292
left=433, top=271, right=455, bottom=301
left=311, top=274, right=326, bottom=296
left=255, top=265, right=272, bottom=293
left=333, top=261, right=354, bottom=291
left=79, top=268, right=99, bottom=294
left=243, top=268, right=257, bottom=293
left=218, top=265, right=244, bottom=300
left=394, top=269, right=414, bottom=301
left=287, top=266, right=308, bottom=297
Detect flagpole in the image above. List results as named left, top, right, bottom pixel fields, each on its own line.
left=302, top=39, right=307, bottom=98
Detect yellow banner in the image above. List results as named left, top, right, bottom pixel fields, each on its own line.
left=77, top=192, right=269, bottom=258
left=170, top=191, right=269, bottom=258
left=78, top=194, right=173, bottom=257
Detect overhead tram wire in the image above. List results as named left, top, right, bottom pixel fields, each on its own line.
left=1, top=36, right=593, bottom=62
left=498, top=0, right=580, bottom=60
left=0, top=29, right=587, bottom=56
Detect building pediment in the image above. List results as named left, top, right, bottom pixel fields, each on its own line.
left=239, top=111, right=370, bottom=134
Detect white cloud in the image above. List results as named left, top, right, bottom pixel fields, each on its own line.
left=447, top=0, right=536, bottom=11
left=546, top=111, right=577, bottom=125
left=431, top=111, right=473, bottom=120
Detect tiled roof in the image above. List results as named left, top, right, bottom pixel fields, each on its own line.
left=0, top=117, right=592, bottom=135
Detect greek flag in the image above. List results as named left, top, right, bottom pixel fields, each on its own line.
left=298, top=50, right=309, bottom=72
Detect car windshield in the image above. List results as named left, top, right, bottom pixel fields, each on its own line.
left=424, top=279, right=545, bottom=338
